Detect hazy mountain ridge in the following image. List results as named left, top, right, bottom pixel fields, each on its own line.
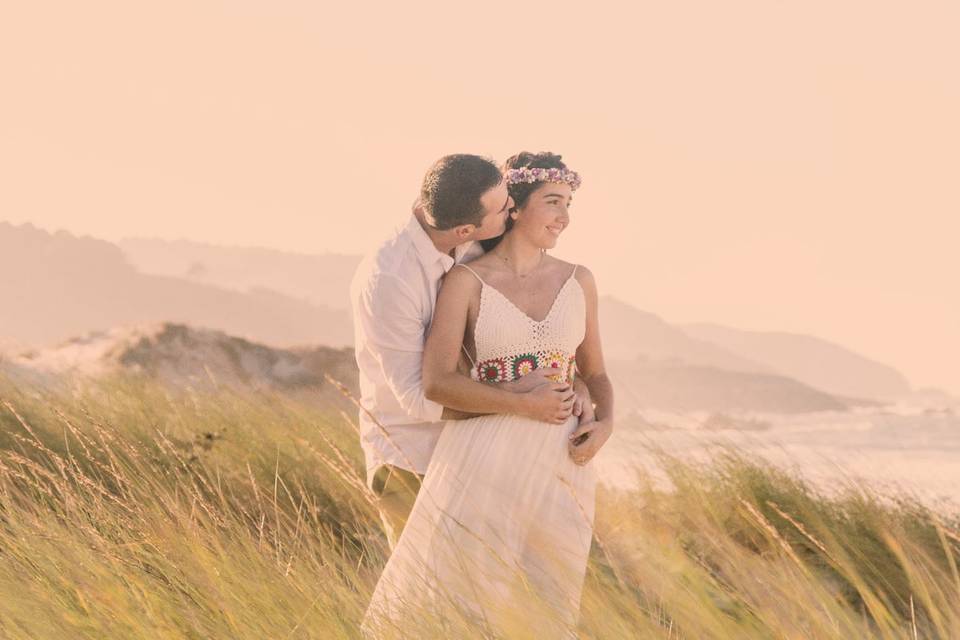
left=607, top=360, right=863, bottom=414
left=598, top=297, right=773, bottom=373
left=4, top=222, right=925, bottom=406
left=1, top=221, right=136, bottom=276
left=114, top=236, right=911, bottom=401
left=0, top=222, right=353, bottom=349
left=681, top=323, right=911, bottom=400
left=118, top=236, right=360, bottom=309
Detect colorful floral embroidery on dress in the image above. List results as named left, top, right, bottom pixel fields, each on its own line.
left=475, top=351, right=577, bottom=385
left=544, top=351, right=566, bottom=370
left=512, top=353, right=539, bottom=379
left=480, top=358, right=508, bottom=382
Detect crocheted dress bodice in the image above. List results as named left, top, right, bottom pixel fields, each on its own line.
left=458, top=264, right=586, bottom=385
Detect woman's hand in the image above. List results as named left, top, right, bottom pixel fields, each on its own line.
left=567, top=419, right=613, bottom=466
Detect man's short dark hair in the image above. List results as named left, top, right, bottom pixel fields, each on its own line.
left=420, top=154, right=502, bottom=230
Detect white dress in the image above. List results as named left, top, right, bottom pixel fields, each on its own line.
left=362, top=264, right=597, bottom=639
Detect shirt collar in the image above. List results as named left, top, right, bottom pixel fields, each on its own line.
left=406, top=214, right=477, bottom=273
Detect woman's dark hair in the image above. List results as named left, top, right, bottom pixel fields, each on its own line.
left=480, top=151, right=568, bottom=252
left=420, top=154, right=502, bottom=230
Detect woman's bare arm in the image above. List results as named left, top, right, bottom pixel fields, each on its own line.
left=567, top=267, right=615, bottom=464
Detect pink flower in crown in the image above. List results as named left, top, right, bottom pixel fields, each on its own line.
left=506, top=167, right=580, bottom=191
left=506, top=166, right=582, bottom=191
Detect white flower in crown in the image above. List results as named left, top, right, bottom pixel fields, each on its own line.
left=506, top=166, right=582, bottom=191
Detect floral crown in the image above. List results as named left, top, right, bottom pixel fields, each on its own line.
left=505, top=166, right=582, bottom=191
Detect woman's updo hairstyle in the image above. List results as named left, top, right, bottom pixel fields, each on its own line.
left=480, top=151, right=568, bottom=252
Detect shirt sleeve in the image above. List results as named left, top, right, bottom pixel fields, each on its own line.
left=356, top=272, right=445, bottom=423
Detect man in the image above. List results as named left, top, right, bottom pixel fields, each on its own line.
left=350, top=154, right=593, bottom=549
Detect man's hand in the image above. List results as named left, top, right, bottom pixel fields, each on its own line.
left=567, top=419, right=613, bottom=465
left=521, top=382, right=576, bottom=424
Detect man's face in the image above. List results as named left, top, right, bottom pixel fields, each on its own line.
left=467, top=179, right=513, bottom=241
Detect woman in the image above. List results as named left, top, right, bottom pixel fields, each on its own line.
left=362, top=152, right=614, bottom=638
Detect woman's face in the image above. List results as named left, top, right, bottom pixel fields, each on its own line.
left=513, top=182, right=573, bottom=249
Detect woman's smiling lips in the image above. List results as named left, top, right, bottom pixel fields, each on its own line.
left=546, top=225, right=564, bottom=236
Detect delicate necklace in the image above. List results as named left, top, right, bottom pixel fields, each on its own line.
left=497, top=249, right=545, bottom=279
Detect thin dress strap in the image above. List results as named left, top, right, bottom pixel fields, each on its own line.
left=454, top=262, right=486, bottom=285
left=461, top=344, right=477, bottom=369
left=453, top=263, right=484, bottom=370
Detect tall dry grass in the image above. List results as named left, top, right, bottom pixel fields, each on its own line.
left=0, top=372, right=957, bottom=639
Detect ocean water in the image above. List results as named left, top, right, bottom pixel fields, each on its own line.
left=594, top=405, right=960, bottom=514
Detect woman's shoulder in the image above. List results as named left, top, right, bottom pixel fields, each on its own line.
left=441, top=262, right=485, bottom=293
left=563, top=259, right=597, bottom=295
left=547, top=256, right=595, bottom=284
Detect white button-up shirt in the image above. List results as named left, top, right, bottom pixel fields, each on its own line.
left=350, top=214, right=483, bottom=488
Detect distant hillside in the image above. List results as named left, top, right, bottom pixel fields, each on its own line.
left=607, top=360, right=859, bottom=414
left=681, top=323, right=911, bottom=400
left=11, top=322, right=862, bottom=414
left=10, top=322, right=359, bottom=399
left=118, top=237, right=360, bottom=310
left=119, top=237, right=906, bottom=401
left=0, top=222, right=352, bottom=349
left=4, top=223, right=915, bottom=405
left=598, top=297, right=772, bottom=372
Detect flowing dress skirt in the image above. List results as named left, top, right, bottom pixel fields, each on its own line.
left=362, top=413, right=596, bottom=639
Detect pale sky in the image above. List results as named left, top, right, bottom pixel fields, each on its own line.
left=1, top=1, right=957, bottom=394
